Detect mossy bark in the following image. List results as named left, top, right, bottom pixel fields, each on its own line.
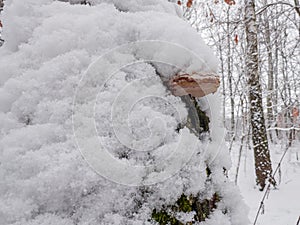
left=152, top=193, right=220, bottom=225
left=181, top=95, right=210, bottom=136
left=151, top=95, right=220, bottom=224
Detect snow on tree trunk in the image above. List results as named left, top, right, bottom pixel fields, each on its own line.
left=0, top=1, right=248, bottom=224
left=244, top=0, right=273, bottom=191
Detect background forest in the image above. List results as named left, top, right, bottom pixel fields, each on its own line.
left=180, top=0, right=300, bottom=224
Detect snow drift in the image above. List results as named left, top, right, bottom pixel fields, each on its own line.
left=0, top=0, right=248, bottom=224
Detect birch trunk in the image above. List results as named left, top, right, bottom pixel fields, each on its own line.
left=272, top=12, right=279, bottom=117
left=263, top=0, right=274, bottom=128
left=227, top=7, right=235, bottom=138
left=244, top=0, right=273, bottom=190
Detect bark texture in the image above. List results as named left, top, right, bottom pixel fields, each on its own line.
left=244, top=0, right=273, bottom=190
left=151, top=95, right=218, bottom=224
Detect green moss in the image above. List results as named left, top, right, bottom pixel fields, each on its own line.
left=176, top=194, right=192, bottom=213
left=152, top=193, right=221, bottom=224
left=152, top=209, right=182, bottom=225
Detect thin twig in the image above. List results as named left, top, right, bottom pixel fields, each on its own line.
left=256, top=1, right=299, bottom=16
left=253, top=144, right=291, bottom=225
left=296, top=216, right=300, bottom=225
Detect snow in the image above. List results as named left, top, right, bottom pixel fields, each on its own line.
left=230, top=140, right=300, bottom=225
left=0, top=0, right=248, bottom=225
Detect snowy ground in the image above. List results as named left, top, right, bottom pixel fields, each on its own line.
left=229, top=140, right=300, bottom=225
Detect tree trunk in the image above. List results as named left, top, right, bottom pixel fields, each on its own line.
left=272, top=12, right=279, bottom=117
left=263, top=0, right=274, bottom=129
left=227, top=7, right=235, bottom=139
left=244, top=0, right=273, bottom=191
left=217, top=33, right=226, bottom=127
left=0, top=0, right=4, bottom=46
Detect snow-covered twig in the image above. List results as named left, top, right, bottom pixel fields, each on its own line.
left=255, top=1, right=299, bottom=16
left=253, top=144, right=291, bottom=225
left=267, top=127, right=300, bottom=131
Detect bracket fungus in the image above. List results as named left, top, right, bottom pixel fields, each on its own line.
left=168, top=73, right=220, bottom=97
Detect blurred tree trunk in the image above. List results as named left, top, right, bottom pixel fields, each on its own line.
left=272, top=9, right=279, bottom=117
left=244, top=0, right=273, bottom=191
left=217, top=32, right=226, bottom=127
left=227, top=7, right=235, bottom=139
left=262, top=0, right=274, bottom=131
left=0, top=0, right=4, bottom=46
left=259, top=0, right=275, bottom=143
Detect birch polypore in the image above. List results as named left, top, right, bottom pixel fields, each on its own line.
left=168, top=73, right=220, bottom=97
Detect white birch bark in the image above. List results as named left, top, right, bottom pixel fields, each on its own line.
left=244, top=0, right=273, bottom=190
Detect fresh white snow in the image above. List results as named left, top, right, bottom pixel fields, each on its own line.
left=230, top=141, right=300, bottom=225
left=2, top=1, right=298, bottom=225
left=0, top=1, right=248, bottom=225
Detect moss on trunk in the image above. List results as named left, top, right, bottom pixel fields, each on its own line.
left=152, top=193, right=220, bottom=224
left=151, top=95, right=221, bottom=224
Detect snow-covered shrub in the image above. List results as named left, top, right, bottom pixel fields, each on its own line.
left=0, top=0, right=248, bottom=224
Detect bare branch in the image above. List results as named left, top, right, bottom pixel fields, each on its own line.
left=256, top=1, right=300, bottom=16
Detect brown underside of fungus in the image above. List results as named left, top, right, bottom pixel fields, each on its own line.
left=168, top=73, right=220, bottom=97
